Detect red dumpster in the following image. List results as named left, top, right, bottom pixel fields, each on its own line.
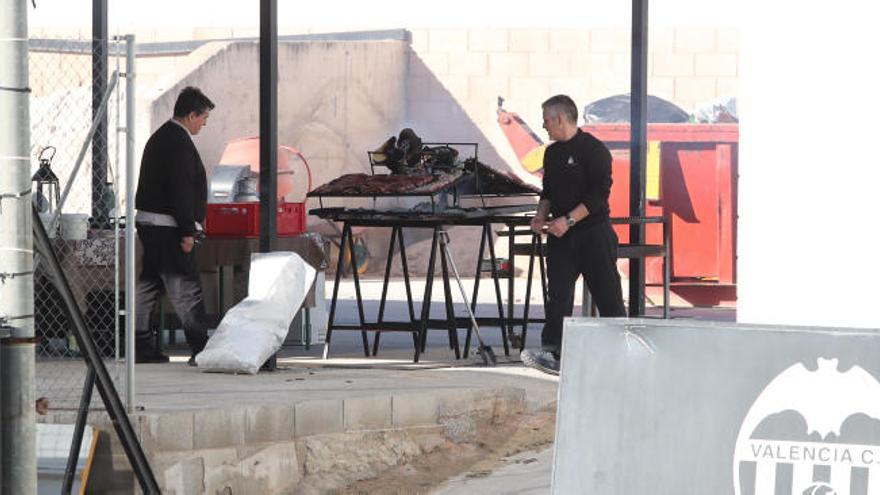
left=497, top=108, right=739, bottom=306
left=588, top=124, right=738, bottom=305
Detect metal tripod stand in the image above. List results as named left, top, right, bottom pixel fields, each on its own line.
left=436, top=229, right=497, bottom=367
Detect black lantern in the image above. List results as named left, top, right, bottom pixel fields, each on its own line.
left=32, top=146, right=60, bottom=215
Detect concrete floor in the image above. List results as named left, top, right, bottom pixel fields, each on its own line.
left=156, top=277, right=733, bottom=493
left=437, top=446, right=555, bottom=494
left=39, top=276, right=735, bottom=493
left=319, top=277, right=734, bottom=494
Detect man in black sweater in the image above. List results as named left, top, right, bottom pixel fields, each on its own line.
left=522, top=94, right=626, bottom=375
left=133, top=87, right=214, bottom=364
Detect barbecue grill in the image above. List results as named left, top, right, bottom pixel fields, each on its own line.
left=308, top=138, right=541, bottom=362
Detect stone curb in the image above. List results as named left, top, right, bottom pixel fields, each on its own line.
left=39, top=386, right=527, bottom=493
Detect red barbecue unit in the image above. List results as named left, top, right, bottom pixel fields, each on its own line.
left=205, top=137, right=312, bottom=238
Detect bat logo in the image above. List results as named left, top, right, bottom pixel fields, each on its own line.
left=733, top=358, right=880, bottom=495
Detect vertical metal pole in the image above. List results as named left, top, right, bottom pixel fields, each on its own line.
left=0, top=0, right=36, bottom=490
left=112, top=35, right=122, bottom=405
left=629, top=0, right=649, bottom=316
left=0, top=331, right=2, bottom=486
left=1, top=335, right=36, bottom=494
left=259, top=0, right=278, bottom=253
left=92, top=0, right=110, bottom=227
left=124, top=34, right=137, bottom=411
left=419, top=227, right=441, bottom=355
left=0, top=332, right=2, bottom=485
left=322, top=223, right=350, bottom=360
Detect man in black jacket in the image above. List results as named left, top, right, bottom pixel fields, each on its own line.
left=134, top=86, right=214, bottom=365
left=521, top=94, right=626, bottom=375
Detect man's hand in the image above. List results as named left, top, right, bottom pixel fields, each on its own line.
left=180, top=236, right=195, bottom=253
left=546, top=217, right=570, bottom=238
left=530, top=215, right=547, bottom=234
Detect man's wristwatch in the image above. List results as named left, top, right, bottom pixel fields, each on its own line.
left=565, top=215, right=576, bottom=227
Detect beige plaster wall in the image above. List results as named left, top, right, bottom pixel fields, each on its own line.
left=145, top=40, right=408, bottom=207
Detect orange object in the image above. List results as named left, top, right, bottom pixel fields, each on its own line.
left=496, top=104, right=739, bottom=306
left=218, top=137, right=313, bottom=202
left=496, top=107, right=546, bottom=175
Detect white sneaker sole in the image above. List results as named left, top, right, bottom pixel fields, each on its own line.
left=521, top=351, right=559, bottom=376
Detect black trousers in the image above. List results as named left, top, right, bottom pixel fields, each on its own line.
left=542, top=219, right=626, bottom=351
left=135, top=224, right=208, bottom=353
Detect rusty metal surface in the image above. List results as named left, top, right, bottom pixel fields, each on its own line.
left=308, top=172, right=463, bottom=197
left=309, top=204, right=536, bottom=224
left=308, top=161, right=540, bottom=199
left=464, top=158, right=542, bottom=196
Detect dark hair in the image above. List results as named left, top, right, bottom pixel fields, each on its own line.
left=542, top=94, right=578, bottom=124
left=173, top=86, right=215, bottom=118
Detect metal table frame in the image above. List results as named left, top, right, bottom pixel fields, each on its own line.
left=320, top=213, right=669, bottom=363
left=499, top=215, right=671, bottom=336
left=322, top=215, right=516, bottom=363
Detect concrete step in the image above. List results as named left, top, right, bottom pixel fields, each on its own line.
left=41, top=386, right=528, bottom=494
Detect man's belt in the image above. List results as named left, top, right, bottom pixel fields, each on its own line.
left=136, top=211, right=203, bottom=231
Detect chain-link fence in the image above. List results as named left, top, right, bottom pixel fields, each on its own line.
left=30, top=37, right=131, bottom=409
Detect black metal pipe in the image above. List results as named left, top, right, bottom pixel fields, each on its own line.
left=62, top=366, right=95, bottom=495
left=347, top=223, right=370, bottom=356
left=323, top=223, right=350, bottom=360
left=91, top=0, right=110, bottom=228
left=396, top=228, right=418, bottom=354
left=376, top=227, right=396, bottom=324
left=488, top=225, right=509, bottom=355
left=32, top=205, right=159, bottom=493
left=663, top=216, right=670, bottom=318
left=438, top=234, right=461, bottom=359
left=256, top=0, right=279, bottom=370
left=629, top=0, right=649, bottom=316
left=259, top=0, right=278, bottom=253
left=520, top=234, right=537, bottom=351
left=537, top=235, right=548, bottom=305
left=505, top=225, right=515, bottom=354
left=463, top=224, right=489, bottom=358
left=372, top=227, right=397, bottom=355
left=419, top=227, right=440, bottom=354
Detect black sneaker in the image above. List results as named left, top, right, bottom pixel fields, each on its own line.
left=135, top=347, right=170, bottom=364
left=521, top=349, right=560, bottom=375
left=188, top=345, right=206, bottom=367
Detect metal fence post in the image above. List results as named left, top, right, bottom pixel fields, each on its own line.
left=124, top=34, right=137, bottom=412
left=0, top=0, right=37, bottom=490
left=0, top=324, right=4, bottom=486
left=629, top=0, right=649, bottom=316
left=1, top=328, right=37, bottom=494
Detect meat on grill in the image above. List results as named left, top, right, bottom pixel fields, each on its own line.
left=309, top=173, right=438, bottom=196
left=464, top=159, right=542, bottom=195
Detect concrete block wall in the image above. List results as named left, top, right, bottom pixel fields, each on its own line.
left=406, top=27, right=738, bottom=178
left=28, top=26, right=738, bottom=181
left=42, top=387, right=526, bottom=493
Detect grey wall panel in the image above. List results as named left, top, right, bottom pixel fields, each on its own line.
left=552, top=318, right=880, bottom=495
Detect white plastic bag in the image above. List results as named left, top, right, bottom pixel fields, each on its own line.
left=195, top=251, right=316, bottom=374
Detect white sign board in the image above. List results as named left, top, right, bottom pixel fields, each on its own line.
left=552, top=318, right=880, bottom=495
